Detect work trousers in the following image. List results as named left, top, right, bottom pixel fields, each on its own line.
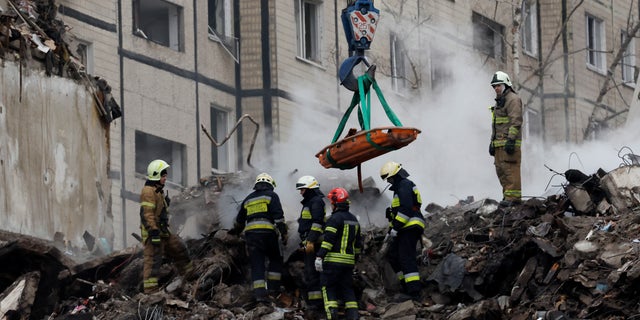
left=304, top=243, right=323, bottom=308
left=245, top=231, right=283, bottom=300
left=321, top=263, right=359, bottom=320
left=494, top=147, right=522, bottom=201
left=387, top=227, right=422, bottom=295
left=143, top=233, right=192, bottom=293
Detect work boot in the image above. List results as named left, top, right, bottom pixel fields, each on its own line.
left=392, top=292, right=420, bottom=303
left=499, top=199, right=521, bottom=208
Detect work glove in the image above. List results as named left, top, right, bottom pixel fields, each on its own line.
left=148, top=229, right=161, bottom=246
left=383, top=229, right=397, bottom=243
left=305, top=241, right=315, bottom=254
left=489, top=143, right=495, bottom=156
left=505, top=139, right=516, bottom=155
left=385, top=207, right=393, bottom=221
left=314, top=257, right=323, bottom=272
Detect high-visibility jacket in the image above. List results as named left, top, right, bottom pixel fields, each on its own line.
left=389, top=177, right=425, bottom=232
left=318, top=207, right=362, bottom=266
left=235, top=183, right=287, bottom=236
left=139, top=181, right=167, bottom=237
left=491, top=89, right=523, bottom=148
left=297, top=189, right=326, bottom=243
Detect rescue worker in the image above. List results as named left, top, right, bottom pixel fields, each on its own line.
left=140, top=159, right=193, bottom=293
left=379, top=161, right=425, bottom=302
left=488, top=71, right=523, bottom=207
left=315, top=187, right=362, bottom=320
left=295, top=175, right=326, bottom=313
left=229, top=173, right=288, bottom=303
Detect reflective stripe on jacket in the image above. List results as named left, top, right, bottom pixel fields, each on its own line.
left=317, top=209, right=362, bottom=266
left=491, top=89, right=523, bottom=147
left=297, top=189, right=326, bottom=243
left=235, top=185, right=287, bottom=235
left=389, top=178, right=425, bottom=231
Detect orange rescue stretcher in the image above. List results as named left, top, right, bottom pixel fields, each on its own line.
left=316, top=126, right=421, bottom=170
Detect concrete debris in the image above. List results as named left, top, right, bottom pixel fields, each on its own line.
left=0, top=0, right=121, bottom=124
left=0, top=164, right=639, bottom=319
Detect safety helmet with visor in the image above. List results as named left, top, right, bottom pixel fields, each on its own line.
left=255, top=173, right=276, bottom=188
left=490, top=71, right=513, bottom=88
left=296, top=175, right=319, bottom=190
left=147, top=159, right=170, bottom=181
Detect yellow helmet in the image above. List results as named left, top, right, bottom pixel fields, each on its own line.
left=380, top=161, right=402, bottom=180
left=296, top=175, right=319, bottom=189
left=255, top=173, right=276, bottom=188
left=147, top=159, right=170, bottom=181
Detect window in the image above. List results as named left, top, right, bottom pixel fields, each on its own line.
left=133, top=0, right=183, bottom=51
left=296, top=0, right=321, bottom=62
left=430, top=49, right=453, bottom=91
left=472, top=12, right=504, bottom=61
left=521, top=0, right=538, bottom=57
left=390, top=33, right=408, bottom=92
left=524, top=108, right=541, bottom=139
left=586, top=14, right=605, bottom=71
left=75, top=41, right=94, bottom=74
left=210, top=106, right=231, bottom=172
left=621, top=31, right=636, bottom=84
left=208, top=0, right=239, bottom=62
left=135, top=131, right=187, bottom=186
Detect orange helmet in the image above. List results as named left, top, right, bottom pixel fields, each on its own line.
left=327, top=187, right=349, bottom=205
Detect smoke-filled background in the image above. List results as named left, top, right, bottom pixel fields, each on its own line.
left=208, top=17, right=640, bottom=244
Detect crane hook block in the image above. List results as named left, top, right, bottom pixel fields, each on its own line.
left=341, top=0, right=380, bottom=53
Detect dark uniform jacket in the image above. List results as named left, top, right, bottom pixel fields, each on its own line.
left=317, top=208, right=362, bottom=266
left=235, top=183, right=287, bottom=236
left=389, top=178, right=425, bottom=232
left=297, top=189, right=326, bottom=243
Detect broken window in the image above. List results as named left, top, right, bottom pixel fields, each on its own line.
left=208, top=0, right=232, bottom=39
left=524, top=107, right=541, bottom=139
left=472, top=12, right=504, bottom=61
left=75, top=41, right=94, bottom=75
left=296, top=0, right=321, bottom=63
left=135, top=131, right=186, bottom=186
left=132, top=0, right=183, bottom=51
left=586, top=14, right=605, bottom=72
left=210, top=106, right=231, bottom=173
left=390, top=33, right=408, bottom=92
left=521, top=0, right=538, bottom=58
left=621, top=30, right=636, bottom=85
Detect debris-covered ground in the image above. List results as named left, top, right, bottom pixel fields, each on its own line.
left=2, top=160, right=640, bottom=320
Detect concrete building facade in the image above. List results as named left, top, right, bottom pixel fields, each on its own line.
left=1, top=0, right=637, bottom=249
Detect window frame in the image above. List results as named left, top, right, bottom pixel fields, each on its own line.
left=586, top=14, right=606, bottom=73
left=208, top=0, right=233, bottom=40
left=135, top=131, right=187, bottom=186
left=132, top=0, right=184, bottom=51
left=472, top=12, right=505, bottom=62
left=521, top=0, right=538, bottom=58
left=621, top=30, right=636, bottom=85
left=295, top=0, right=322, bottom=63
left=210, top=105, right=233, bottom=173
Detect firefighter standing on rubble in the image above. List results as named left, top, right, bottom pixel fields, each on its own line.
left=380, top=161, right=425, bottom=302
left=229, top=173, right=288, bottom=303
left=140, top=159, right=193, bottom=294
left=488, top=71, right=523, bottom=207
left=295, top=175, right=326, bottom=313
left=315, top=187, right=362, bottom=320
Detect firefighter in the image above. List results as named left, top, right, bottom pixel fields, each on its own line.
left=380, top=161, right=425, bottom=302
left=140, top=159, right=193, bottom=294
left=295, top=175, right=326, bottom=313
left=315, top=187, right=362, bottom=320
left=488, top=71, right=523, bottom=207
left=229, top=173, right=288, bottom=303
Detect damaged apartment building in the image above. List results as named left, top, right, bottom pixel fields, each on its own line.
left=1, top=0, right=640, bottom=254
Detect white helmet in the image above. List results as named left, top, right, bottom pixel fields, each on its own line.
left=147, top=159, right=170, bottom=181
left=490, top=71, right=513, bottom=87
left=380, top=161, right=402, bottom=180
left=296, top=175, right=319, bottom=189
left=255, top=173, right=276, bottom=188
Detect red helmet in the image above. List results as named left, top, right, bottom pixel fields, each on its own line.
left=327, top=187, right=349, bottom=204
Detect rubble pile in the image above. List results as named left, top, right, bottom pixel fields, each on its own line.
left=0, top=164, right=639, bottom=319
